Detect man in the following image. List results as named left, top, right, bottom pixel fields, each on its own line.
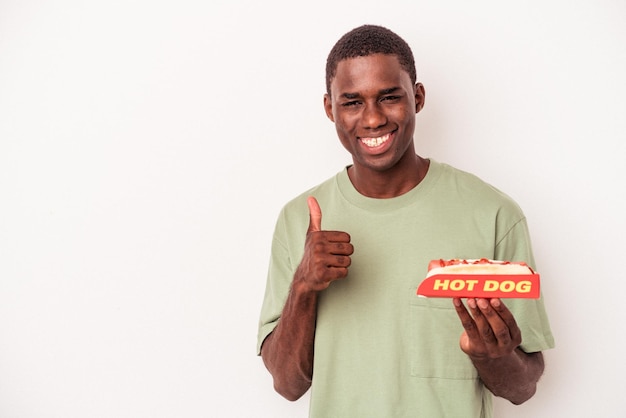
left=257, top=24, right=554, bottom=417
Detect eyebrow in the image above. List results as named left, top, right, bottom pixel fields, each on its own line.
left=340, top=87, right=401, bottom=99
left=379, top=87, right=401, bottom=95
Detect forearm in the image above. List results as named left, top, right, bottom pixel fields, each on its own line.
left=473, top=349, right=544, bottom=404
left=261, top=279, right=318, bottom=401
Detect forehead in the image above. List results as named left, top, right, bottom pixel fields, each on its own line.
left=331, top=53, right=412, bottom=95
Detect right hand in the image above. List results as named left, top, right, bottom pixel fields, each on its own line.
left=295, top=196, right=353, bottom=291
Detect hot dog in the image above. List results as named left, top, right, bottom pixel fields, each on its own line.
left=416, top=258, right=540, bottom=299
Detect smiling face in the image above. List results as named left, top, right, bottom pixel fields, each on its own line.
left=324, top=53, right=425, bottom=178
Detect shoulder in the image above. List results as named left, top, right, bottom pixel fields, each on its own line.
left=274, top=170, right=343, bottom=227
left=432, top=160, right=522, bottom=211
left=435, top=161, right=500, bottom=191
left=280, top=171, right=343, bottom=213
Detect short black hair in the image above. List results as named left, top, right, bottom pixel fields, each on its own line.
left=325, top=24, right=417, bottom=95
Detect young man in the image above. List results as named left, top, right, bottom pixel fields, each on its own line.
left=257, top=24, right=554, bottom=417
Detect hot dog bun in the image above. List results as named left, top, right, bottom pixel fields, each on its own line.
left=426, top=258, right=535, bottom=277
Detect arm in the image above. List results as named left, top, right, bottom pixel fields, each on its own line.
left=453, top=297, right=545, bottom=404
left=261, top=197, right=353, bottom=401
left=261, top=281, right=318, bottom=401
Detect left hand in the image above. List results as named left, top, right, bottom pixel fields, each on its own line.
left=452, top=297, right=522, bottom=360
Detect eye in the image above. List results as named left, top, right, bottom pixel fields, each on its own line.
left=381, top=95, right=401, bottom=103
left=342, top=100, right=361, bottom=107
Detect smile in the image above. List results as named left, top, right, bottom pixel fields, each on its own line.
left=360, top=133, right=391, bottom=148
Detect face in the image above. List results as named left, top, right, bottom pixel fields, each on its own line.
left=324, top=54, right=425, bottom=174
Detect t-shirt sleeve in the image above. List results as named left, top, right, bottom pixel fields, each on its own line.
left=495, top=217, right=555, bottom=352
left=256, top=213, right=296, bottom=355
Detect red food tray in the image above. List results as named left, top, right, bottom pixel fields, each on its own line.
left=417, top=273, right=540, bottom=299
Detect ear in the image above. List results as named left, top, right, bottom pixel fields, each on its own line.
left=414, top=83, right=426, bottom=114
left=323, top=93, right=335, bottom=122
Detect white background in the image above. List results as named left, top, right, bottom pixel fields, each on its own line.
left=1, top=0, right=625, bottom=417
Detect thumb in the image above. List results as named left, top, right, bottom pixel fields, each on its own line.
left=307, top=196, right=322, bottom=233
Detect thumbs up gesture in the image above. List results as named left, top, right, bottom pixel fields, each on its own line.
left=295, top=197, right=353, bottom=292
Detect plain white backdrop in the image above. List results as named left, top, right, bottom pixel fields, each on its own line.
left=1, top=0, right=625, bottom=417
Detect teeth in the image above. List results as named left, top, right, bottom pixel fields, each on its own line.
left=361, top=133, right=390, bottom=147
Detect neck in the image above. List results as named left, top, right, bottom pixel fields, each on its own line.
left=348, top=153, right=430, bottom=199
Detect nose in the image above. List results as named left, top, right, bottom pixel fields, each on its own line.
left=362, top=103, right=387, bottom=129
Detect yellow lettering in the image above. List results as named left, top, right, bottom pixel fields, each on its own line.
left=450, top=279, right=465, bottom=291
left=433, top=279, right=449, bottom=291
left=516, top=281, right=531, bottom=293
left=500, top=281, right=515, bottom=292
left=466, top=280, right=478, bottom=291
left=484, top=280, right=499, bottom=292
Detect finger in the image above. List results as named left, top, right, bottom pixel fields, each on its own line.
left=489, top=299, right=522, bottom=345
left=467, top=298, right=499, bottom=345
left=453, top=298, right=480, bottom=342
left=327, top=266, right=350, bottom=280
left=326, top=253, right=352, bottom=268
left=307, top=196, right=322, bottom=233
left=328, top=240, right=354, bottom=255
left=473, top=298, right=509, bottom=346
left=315, top=245, right=352, bottom=266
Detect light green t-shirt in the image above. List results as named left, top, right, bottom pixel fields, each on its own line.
left=258, top=160, right=554, bottom=418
